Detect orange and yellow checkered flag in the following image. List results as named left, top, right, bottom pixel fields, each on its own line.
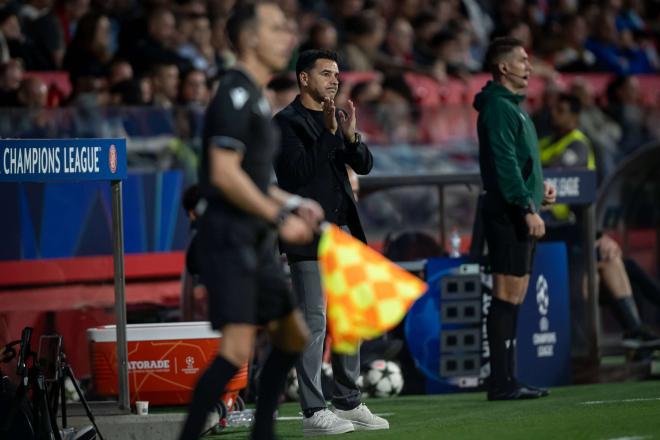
left=318, top=224, right=428, bottom=354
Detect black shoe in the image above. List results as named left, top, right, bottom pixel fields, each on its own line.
left=515, top=381, right=549, bottom=397
left=622, top=327, right=660, bottom=349
left=487, top=384, right=545, bottom=401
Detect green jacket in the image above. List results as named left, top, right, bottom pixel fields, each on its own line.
left=474, top=81, right=544, bottom=212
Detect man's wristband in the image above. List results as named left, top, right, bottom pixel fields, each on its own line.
left=523, top=202, right=536, bottom=215
left=283, top=195, right=303, bottom=213
left=270, top=208, right=290, bottom=228
left=346, top=132, right=361, bottom=148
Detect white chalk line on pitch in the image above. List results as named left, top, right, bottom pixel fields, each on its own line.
left=603, top=436, right=650, bottom=440
left=277, top=412, right=395, bottom=421
left=580, top=397, right=660, bottom=405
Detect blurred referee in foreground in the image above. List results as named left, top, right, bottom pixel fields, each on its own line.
left=177, top=2, right=324, bottom=439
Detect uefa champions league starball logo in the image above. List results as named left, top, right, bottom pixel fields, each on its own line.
left=109, top=144, right=117, bottom=174
left=536, top=275, right=549, bottom=316
left=182, top=356, right=199, bottom=374
left=536, top=275, right=550, bottom=332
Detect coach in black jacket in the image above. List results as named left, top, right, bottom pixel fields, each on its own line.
left=274, top=50, right=388, bottom=436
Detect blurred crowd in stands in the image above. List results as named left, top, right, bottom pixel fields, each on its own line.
left=0, top=0, right=658, bottom=178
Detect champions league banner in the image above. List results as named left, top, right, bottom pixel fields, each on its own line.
left=0, top=138, right=127, bottom=182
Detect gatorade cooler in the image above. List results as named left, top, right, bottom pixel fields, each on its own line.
left=87, top=322, right=248, bottom=407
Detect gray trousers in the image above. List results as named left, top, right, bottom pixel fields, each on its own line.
left=289, top=260, right=361, bottom=411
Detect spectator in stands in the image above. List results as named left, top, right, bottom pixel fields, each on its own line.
left=173, top=12, right=196, bottom=51
left=299, top=19, right=338, bottom=52
left=428, top=29, right=471, bottom=81
left=382, top=18, right=415, bottom=68
left=19, top=0, right=65, bottom=70
left=0, top=5, right=24, bottom=64
left=11, top=75, right=56, bottom=136
left=178, top=15, right=219, bottom=78
left=108, top=58, right=133, bottom=86
left=17, top=76, right=48, bottom=108
left=492, top=0, right=526, bottom=36
left=433, top=0, right=462, bottom=30
left=67, top=74, right=111, bottom=108
left=349, top=79, right=382, bottom=107
left=172, top=1, right=208, bottom=49
left=63, top=12, right=113, bottom=86
left=532, top=79, right=562, bottom=138
left=210, top=16, right=235, bottom=70
left=129, top=7, right=192, bottom=76
left=411, top=12, right=442, bottom=67
left=539, top=94, right=596, bottom=174
left=54, top=0, right=91, bottom=46
left=3, top=76, right=56, bottom=137
left=375, top=74, right=419, bottom=144
left=109, top=78, right=150, bottom=106
left=451, top=18, right=485, bottom=73
left=539, top=92, right=660, bottom=351
left=180, top=69, right=209, bottom=107
left=340, top=11, right=386, bottom=71
left=570, top=78, right=621, bottom=180
left=0, top=58, right=23, bottom=105
left=585, top=9, right=656, bottom=75
left=461, top=0, right=494, bottom=60
left=322, top=0, right=364, bottom=42
left=606, top=75, right=651, bottom=156
left=506, top=21, right=558, bottom=80
left=150, top=63, right=179, bottom=109
left=554, top=14, right=598, bottom=72
left=266, top=73, right=298, bottom=115
left=176, top=69, right=209, bottom=150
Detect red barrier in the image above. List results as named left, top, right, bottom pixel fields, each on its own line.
left=0, top=252, right=184, bottom=288
left=341, top=71, right=660, bottom=108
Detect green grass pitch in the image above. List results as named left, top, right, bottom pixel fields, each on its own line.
left=207, top=381, right=660, bottom=439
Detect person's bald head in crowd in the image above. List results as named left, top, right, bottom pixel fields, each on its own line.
left=17, top=77, right=48, bottom=108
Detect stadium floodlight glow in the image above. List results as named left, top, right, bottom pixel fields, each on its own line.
left=0, top=138, right=131, bottom=412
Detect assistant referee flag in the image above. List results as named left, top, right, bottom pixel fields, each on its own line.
left=318, top=224, right=428, bottom=354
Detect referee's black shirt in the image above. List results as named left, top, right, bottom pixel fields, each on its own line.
left=199, top=69, right=278, bottom=226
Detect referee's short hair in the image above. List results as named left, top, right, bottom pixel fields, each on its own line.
left=295, top=49, right=338, bottom=85
left=484, top=37, right=524, bottom=75
left=226, top=1, right=275, bottom=54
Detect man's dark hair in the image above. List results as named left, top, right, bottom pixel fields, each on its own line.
left=295, top=49, right=338, bottom=85
left=226, top=2, right=258, bottom=52
left=558, top=93, right=582, bottom=115
left=226, top=1, right=275, bottom=53
left=484, top=37, right=524, bottom=74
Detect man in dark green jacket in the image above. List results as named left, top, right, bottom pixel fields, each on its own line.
left=474, top=37, right=556, bottom=401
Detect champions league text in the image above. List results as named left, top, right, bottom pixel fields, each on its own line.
left=1, top=146, right=102, bottom=175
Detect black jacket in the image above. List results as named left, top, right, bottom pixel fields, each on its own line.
left=273, top=96, right=373, bottom=261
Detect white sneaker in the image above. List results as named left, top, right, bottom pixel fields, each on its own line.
left=333, top=403, right=389, bottom=431
left=302, top=409, right=355, bottom=436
